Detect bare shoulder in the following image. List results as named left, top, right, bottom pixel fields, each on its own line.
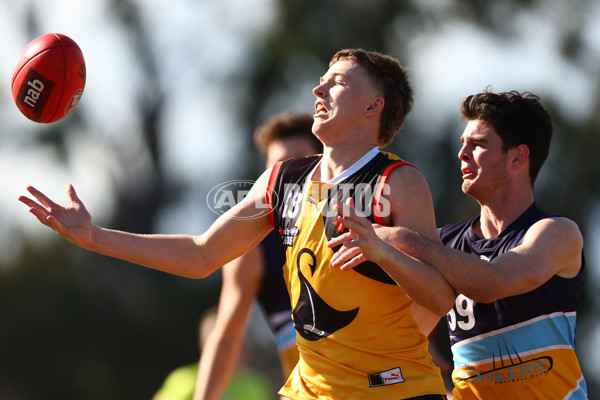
left=524, top=216, right=583, bottom=278
left=386, top=162, right=427, bottom=184
left=382, top=163, right=433, bottom=203
left=382, top=163, right=438, bottom=240
left=527, top=216, right=582, bottom=243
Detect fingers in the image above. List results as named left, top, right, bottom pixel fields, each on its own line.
left=19, top=185, right=70, bottom=231
left=30, top=208, right=54, bottom=229
left=331, top=246, right=363, bottom=268
left=335, top=214, right=372, bottom=237
left=25, top=185, right=59, bottom=210
left=18, top=194, right=40, bottom=210
left=18, top=191, right=50, bottom=222
left=338, top=253, right=367, bottom=271
left=327, top=231, right=352, bottom=248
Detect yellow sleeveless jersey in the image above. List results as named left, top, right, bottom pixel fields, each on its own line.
left=266, top=152, right=446, bottom=399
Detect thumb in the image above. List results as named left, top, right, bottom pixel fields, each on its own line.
left=66, top=184, right=83, bottom=208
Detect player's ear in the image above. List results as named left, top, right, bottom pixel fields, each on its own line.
left=366, top=97, right=384, bottom=116
left=510, top=144, right=529, bottom=169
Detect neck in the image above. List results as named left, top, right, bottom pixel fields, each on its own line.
left=475, top=188, right=534, bottom=238
left=312, top=143, right=378, bottom=182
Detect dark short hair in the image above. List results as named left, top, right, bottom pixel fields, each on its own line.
left=461, top=90, right=553, bottom=186
left=253, top=112, right=322, bottom=154
left=330, top=49, right=413, bottom=147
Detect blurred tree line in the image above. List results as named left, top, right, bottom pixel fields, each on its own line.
left=2, top=0, right=598, bottom=399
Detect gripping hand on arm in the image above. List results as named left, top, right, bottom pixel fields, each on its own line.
left=329, top=198, right=396, bottom=271
left=329, top=198, right=453, bottom=320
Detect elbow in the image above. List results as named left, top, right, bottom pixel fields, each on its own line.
left=185, top=262, right=215, bottom=279
left=467, top=285, right=502, bottom=304
left=458, top=270, right=512, bottom=303
left=422, top=288, right=455, bottom=318
left=189, top=271, right=207, bottom=280
left=436, top=292, right=455, bottom=317
left=189, top=267, right=213, bottom=280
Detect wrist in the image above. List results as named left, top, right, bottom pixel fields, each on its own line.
left=86, top=224, right=101, bottom=252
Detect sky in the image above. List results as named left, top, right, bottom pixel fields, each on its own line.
left=1, top=0, right=599, bottom=379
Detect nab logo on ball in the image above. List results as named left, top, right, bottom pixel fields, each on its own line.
left=11, top=33, right=86, bottom=123
left=15, top=68, right=56, bottom=122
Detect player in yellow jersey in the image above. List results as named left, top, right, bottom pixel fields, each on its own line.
left=19, top=49, right=454, bottom=399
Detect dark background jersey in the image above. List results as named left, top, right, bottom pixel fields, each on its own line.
left=438, top=203, right=584, bottom=346
left=437, top=203, right=587, bottom=399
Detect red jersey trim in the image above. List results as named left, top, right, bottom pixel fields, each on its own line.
left=372, top=160, right=418, bottom=226
left=266, top=161, right=283, bottom=228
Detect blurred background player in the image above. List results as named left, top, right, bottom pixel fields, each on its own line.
left=154, top=307, right=272, bottom=400
left=193, top=112, right=322, bottom=400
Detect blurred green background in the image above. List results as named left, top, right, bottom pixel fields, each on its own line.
left=1, top=0, right=598, bottom=398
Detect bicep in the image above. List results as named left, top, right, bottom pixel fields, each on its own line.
left=196, top=168, right=275, bottom=271
left=385, top=166, right=440, bottom=243
left=492, top=217, right=583, bottom=296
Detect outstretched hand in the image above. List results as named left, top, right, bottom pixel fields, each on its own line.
left=328, top=198, right=392, bottom=271
left=18, top=184, right=94, bottom=249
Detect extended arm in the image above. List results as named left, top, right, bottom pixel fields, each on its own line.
left=393, top=217, right=583, bottom=303
left=194, top=245, right=265, bottom=400
left=18, top=169, right=275, bottom=279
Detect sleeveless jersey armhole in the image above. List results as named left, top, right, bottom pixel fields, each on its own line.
left=372, top=160, right=417, bottom=226
left=266, top=161, right=283, bottom=228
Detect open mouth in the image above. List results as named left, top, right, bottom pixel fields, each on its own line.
left=315, top=102, right=327, bottom=116
left=461, top=167, right=475, bottom=179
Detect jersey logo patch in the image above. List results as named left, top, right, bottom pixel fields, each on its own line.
left=280, top=226, right=299, bottom=247
left=455, top=339, right=554, bottom=384
left=292, top=248, right=358, bottom=341
left=368, top=367, right=405, bottom=387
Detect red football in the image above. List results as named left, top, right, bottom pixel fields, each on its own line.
left=11, top=33, right=86, bottom=123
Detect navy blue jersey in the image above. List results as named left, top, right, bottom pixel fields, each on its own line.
left=255, top=230, right=297, bottom=375
left=438, top=203, right=587, bottom=399
left=257, top=230, right=290, bottom=318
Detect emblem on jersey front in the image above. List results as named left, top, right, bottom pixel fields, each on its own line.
left=456, top=341, right=553, bottom=384
left=292, top=248, right=359, bottom=341
left=280, top=226, right=299, bottom=247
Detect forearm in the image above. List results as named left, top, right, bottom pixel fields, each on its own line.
left=194, top=335, right=243, bottom=400
left=376, top=242, right=454, bottom=316
left=89, top=226, right=212, bottom=279
left=400, top=230, right=501, bottom=302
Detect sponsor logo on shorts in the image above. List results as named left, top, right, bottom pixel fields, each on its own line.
left=368, top=367, right=405, bottom=387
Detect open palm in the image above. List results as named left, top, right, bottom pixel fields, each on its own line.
left=18, top=184, right=94, bottom=249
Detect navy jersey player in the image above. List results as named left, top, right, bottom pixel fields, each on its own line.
left=330, top=90, right=587, bottom=399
